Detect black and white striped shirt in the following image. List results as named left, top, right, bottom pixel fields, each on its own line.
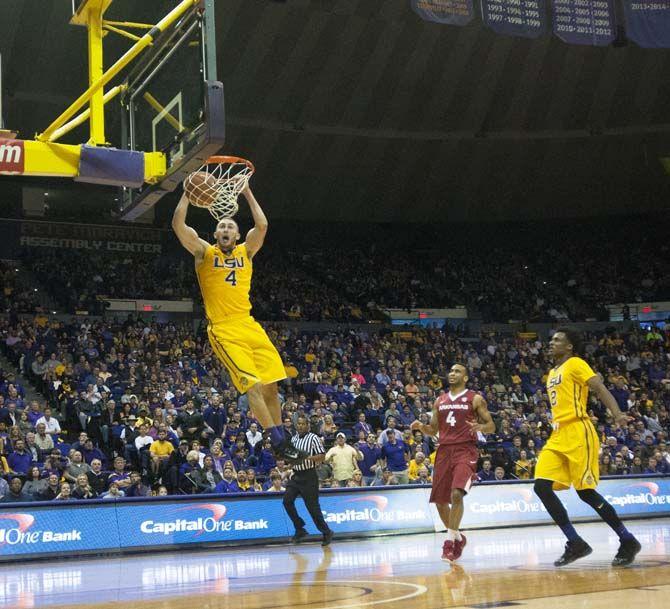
left=291, top=432, right=325, bottom=472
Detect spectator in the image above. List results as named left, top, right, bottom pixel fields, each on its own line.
left=477, top=458, right=495, bottom=482
left=630, top=455, right=644, bottom=474
left=7, top=439, right=32, bottom=475
left=44, top=448, right=68, bottom=478
left=177, top=400, right=205, bottom=443
left=411, top=466, right=432, bottom=485
left=134, top=424, right=154, bottom=472
left=108, top=456, right=132, bottom=491
left=381, top=432, right=409, bottom=485
left=320, top=414, right=338, bottom=440
left=120, top=415, right=140, bottom=465
left=491, top=444, right=512, bottom=474
left=81, top=438, right=106, bottom=468
left=378, top=417, right=402, bottom=445
left=39, top=473, right=61, bottom=501
left=54, top=481, right=73, bottom=501
left=126, top=471, right=151, bottom=497
left=371, top=468, right=398, bottom=486
left=513, top=450, right=534, bottom=480
left=178, top=450, right=202, bottom=494
left=236, top=470, right=253, bottom=492
left=1, top=477, right=32, bottom=503
left=87, top=459, right=108, bottom=495
left=356, top=433, right=382, bottom=486
left=149, top=428, right=174, bottom=478
left=101, top=481, right=125, bottom=500
left=71, top=473, right=98, bottom=500
left=193, top=455, right=223, bottom=493
left=326, top=433, right=362, bottom=486
left=34, top=422, right=54, bottom=452
left=408, top=451, right=430, bottom=481
left=215, top=467, right=240, bottom=493
left=600, top=454, right=614, bottom=476
left=644, top=457, right=663, bottom=475
left=24, top=433, right=43, bottom=464
left=347, top=470, right=364, bottom=487
left=23, top=466, right=48, bottom=498
left=494, top=466, right=507, bottom=481
left=64, top=450, right=91, bottom=484
left=266, top=472, right=285, bottom=492
left=245, top=423, right=263, bottom=454
left=353, top=412, right=373, bottom=438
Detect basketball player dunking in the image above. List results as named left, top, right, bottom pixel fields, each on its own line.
left=412, top=364, right=495, bottom=562
left=172, top=180, right=304, bottom=462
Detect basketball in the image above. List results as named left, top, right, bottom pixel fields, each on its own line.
left=184, top=171, right=218, bottom=207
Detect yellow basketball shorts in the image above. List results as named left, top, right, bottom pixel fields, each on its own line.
left=534, top=418, right=600, bottom=491
left=207, top=316, right=286, bottom=394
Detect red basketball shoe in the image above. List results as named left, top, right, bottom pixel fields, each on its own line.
left=453, top=534, right=467, bottom=560
left=442, top=539, right=456, bottom=562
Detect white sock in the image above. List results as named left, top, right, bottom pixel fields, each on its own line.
left=446, top=529, right=456, bottom=541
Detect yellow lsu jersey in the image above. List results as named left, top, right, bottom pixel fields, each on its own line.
left=196, top=243, right=252, bottom=323
left=546, top=356, right=597, bottom=425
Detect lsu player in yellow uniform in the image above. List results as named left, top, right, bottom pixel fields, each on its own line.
left=172, top=180, right=304, bottom=462
left=534, top=328, right=640, bottom=567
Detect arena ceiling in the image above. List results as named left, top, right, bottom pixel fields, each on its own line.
left=1, top=0, right=670, bottom=223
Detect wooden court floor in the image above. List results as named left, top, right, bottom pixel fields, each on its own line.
left=2, top=518, right=669, bottom=609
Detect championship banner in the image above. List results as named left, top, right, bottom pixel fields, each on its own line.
left=552, top=0, right=616, bottom=45
left=481, top=0, right=547, bottom=38
left=622, top=0, right=670, bottom=48
left=410, top=0, right=475, bottom=25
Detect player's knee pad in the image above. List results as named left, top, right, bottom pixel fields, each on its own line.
left=576, top=488, right=603, bottom=508
left=533, top=478, right=553, bottom=499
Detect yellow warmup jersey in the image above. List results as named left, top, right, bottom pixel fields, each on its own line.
left=196, top=243, right=252, bottom=323
left=546, top=356, right=597, bottom=425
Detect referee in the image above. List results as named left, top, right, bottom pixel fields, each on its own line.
left=282, top=415, right=333, bottom=546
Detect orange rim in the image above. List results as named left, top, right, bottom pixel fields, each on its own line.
left=206, top=155, right=255, bottom=173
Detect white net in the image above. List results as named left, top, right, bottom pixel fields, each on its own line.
left=183, top=156, right=255, bottom=220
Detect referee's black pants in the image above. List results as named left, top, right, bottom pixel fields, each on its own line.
left=282, top=469, right=331, bottom=534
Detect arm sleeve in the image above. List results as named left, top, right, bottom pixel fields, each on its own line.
left=570, top=358, right=597, bottom=385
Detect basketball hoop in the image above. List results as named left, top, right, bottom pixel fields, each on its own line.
left=183, top=155, right=255, bottom=220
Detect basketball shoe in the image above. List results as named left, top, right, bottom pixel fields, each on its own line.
left=554, top=538, right=592, bottom=566
left=611, top=537, right=641, bottom=567
left=442, top=540, right=456, bottom=562
left=453, top=534, right=467, bottom=560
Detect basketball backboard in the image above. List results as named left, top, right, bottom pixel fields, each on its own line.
left=118, top=0, right=224, bottom=220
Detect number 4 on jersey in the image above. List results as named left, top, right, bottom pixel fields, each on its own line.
left=446, top=411, right=457, bottom=427
left=225, top=270, right=237, bottom=286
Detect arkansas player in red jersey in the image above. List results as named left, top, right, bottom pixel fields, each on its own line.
left=412, top=363, right=495, bottom=562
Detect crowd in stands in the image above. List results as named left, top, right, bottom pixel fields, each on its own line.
left=0, top=312, right=669, bottom=503
left=3, top=216, right=669, bottom=323
left=0, top=262, right=44, bottom=316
